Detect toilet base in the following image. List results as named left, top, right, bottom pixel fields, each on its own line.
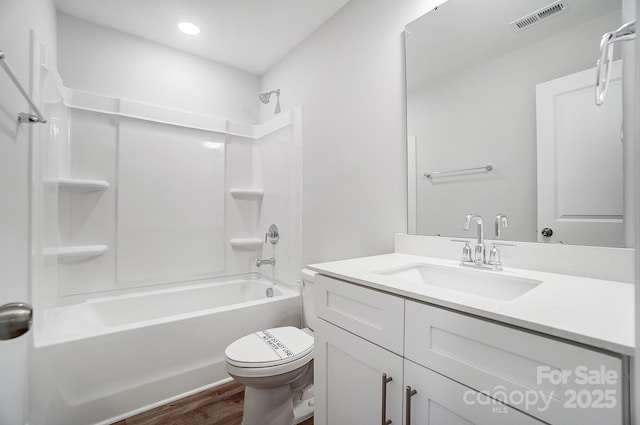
left=242, top=385, right=294, bottom=425
left=293, top=395, right=314, bottom=424
left=240, top=384, right=314, bottom=425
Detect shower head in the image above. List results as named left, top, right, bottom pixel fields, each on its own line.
left=259, top=89, right=281, bottom=114
left=259, top=92, right=272, bottom=104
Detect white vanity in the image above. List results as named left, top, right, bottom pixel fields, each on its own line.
left=308, top=235, right=634, bottom=425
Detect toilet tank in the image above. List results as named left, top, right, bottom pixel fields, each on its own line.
left=301, top=268, right=318, bottom=331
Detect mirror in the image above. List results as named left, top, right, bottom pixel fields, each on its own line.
left=405, top=0, right=626, bottom=247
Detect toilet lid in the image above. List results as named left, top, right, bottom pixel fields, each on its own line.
left=225, top=326, right=314, bottom=367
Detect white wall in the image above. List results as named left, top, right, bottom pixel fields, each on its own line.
left=56, top=0, right=446, bottom=273
left=260, top=0, right=444, bottom=266
left=0, top=0, right=57, bottom=423
left=253, top=109, right=303, bottom=286
left=57, top=13, right=260, bottom=124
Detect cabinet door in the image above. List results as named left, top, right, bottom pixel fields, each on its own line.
left=404, top=360, right=545, bottom=425
left=315, top=318, right=403, bottom=425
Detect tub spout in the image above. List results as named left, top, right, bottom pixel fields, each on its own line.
left=256, top=257, right=275, bottom=267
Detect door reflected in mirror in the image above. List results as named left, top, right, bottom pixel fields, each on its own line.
left=405, top=0, right=627, bottom=247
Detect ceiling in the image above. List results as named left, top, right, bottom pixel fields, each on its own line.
left=54, top=0, right=350, bottom=75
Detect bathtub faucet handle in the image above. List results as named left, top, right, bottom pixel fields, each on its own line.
left=265, top=224, right=279, bottom=245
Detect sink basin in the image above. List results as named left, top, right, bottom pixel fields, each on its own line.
left=376, top=263, right=541, bottom=301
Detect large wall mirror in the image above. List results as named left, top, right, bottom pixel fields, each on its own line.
left=405, top=0, right=630, bottom=247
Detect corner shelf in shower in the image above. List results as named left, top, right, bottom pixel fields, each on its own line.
left=53, top=178, right=110, bottom=193
left=45, top=245, right=109, bottom=262
left=230, top=188, right=264, bottom=200
left=229, top=238, right=263, bottom=250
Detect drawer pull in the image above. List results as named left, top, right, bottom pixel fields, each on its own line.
left=381, top=373, right=393, bottom=425
left=405, top=386, right=418, bottom=425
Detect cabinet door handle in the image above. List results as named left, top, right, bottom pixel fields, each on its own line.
left=405, top=386, right=418, bottom=425
left=381, top=373, right=393, bottom=425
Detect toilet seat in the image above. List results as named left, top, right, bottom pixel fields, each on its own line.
left=225, top=326, right=314, bottom=377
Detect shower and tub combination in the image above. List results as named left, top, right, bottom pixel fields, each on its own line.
left=28, top=58, right=303, bottom=425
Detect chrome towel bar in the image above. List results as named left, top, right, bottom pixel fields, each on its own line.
left=0, top=50, right=47, bottom=124
left=595, top=19, right=635, bottom=106
left=424, top=164, right=493, bottom=178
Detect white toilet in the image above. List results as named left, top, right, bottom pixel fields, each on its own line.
left=225, top=269, right=317, bottom=425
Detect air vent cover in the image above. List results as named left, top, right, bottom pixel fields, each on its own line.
left=511, top=1, right=567, bottom=31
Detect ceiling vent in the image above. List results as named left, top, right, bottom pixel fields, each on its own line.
left=511, top=1, right=567, bottom=31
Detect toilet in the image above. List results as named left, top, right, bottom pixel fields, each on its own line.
left=225, top=269, right=317, bottom=425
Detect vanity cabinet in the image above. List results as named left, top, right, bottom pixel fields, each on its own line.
left=314, top=274, right=627, bottom=425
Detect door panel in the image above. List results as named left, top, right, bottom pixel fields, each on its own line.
left=0, top=22, right=48, bottom=424
left=314, top=318, right=403, bottom=425
left=536, top=61, right=623, bottom=246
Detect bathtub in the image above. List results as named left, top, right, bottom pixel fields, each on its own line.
left=29, top=274, right=301, bottom=425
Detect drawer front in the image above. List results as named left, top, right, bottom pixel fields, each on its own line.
left=404, top=360, right=545, bottom=425
left=405, top=301, right=625, bottom=425
left=315, top=274, right=404, bottom=354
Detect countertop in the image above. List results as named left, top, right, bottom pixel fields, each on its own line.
left=308, top=253, right=635, bottom=356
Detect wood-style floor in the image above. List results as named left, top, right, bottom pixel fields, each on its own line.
left=112, top=381, right=314, bottom=425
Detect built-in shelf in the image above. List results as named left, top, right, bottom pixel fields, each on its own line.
left=230, top=188, right=264, bottom=200
left=52, top=178, right=110, bottom=193
left=44, top=245, right=109, bottom=261
left=229, top=238, right=263, bottom=250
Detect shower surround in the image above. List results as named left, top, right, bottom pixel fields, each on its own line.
left=29, top=37, right=303, bottom=424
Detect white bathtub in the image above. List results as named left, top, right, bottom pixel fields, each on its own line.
left=29, top=275, right=301, bottom=425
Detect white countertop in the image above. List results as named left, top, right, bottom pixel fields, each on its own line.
left=308, top=253, right=635, bottom=356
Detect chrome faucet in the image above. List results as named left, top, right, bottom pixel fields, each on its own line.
left=256, top=257, right=276, bottom=267
left=257, top=224, right=279, bottom=268
left=463, top=214, right=485, bottom=265
left=456, top=214, right=515, bottom=269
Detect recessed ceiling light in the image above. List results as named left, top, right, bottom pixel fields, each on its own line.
left=177, top=20, right=200, bottom=36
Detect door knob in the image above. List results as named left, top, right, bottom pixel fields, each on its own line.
left=541, top=228, right=553, bottom=237
left=0, top=302, right=32, bottom=340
